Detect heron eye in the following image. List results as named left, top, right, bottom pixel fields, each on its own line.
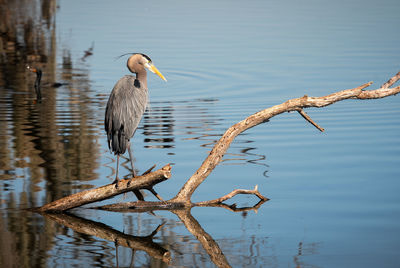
left=144, top=62, right=152, bottom=69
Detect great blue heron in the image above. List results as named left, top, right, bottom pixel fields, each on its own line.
left=105, top=53, right=166, bottom=184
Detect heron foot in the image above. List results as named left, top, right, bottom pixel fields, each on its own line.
left=113, top=177, right=119, bottom=189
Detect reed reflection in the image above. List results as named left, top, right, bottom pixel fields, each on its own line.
left=142, top=104, right=175, bottom=149
left=142, top=99, right=268, bottom=171
left=0, top=200, right=55, bottom=267
left=0, top=0, right=100, bottom=197
left=0, top=1, right=101, bottom=266
left=0, top=0, right=58, bottom=203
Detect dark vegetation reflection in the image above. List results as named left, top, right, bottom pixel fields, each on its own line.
left=0, top=1, right=272, bottom=267
left=0, top=0, right=99, bottom=266
left=0, top=0, right=99, bottom=197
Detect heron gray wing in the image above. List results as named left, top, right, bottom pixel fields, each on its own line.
left=105, top=75, right=149, bottom=154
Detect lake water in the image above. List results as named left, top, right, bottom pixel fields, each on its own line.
left=1, top=0, right=400, bottom=267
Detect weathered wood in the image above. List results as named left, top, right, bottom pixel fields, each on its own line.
left=297, top=109, right=325, bottom=132
left=37, top=164, right=171, bottom=212
left=37, top=71, right=400, bottom=211
left=93, top=187, right=268, bottom=212
left=194, top=185, right=268, bottom=206
left=172, top=73, right=400, bottom=202
left=95, top=200, right=187, bottom=212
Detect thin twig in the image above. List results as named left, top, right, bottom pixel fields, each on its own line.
left=142, top=164, right=157, bottom=175
left=381, top=71, right=400, bottom=89
left=296, top=109, right=325, bottom=132
left=199, top=199, right=268, bottom=213
left=147, top=187, right=164, bottom=201
left=195, top=185, right=268, bottom=206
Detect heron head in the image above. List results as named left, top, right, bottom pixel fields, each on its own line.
left=126, top=53, right=167, bottom=82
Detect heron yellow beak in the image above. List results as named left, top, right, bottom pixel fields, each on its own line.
left=147, top=63, right=167, bottom=82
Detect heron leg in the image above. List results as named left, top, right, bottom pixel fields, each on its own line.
left=128, top=142, right=143, bottom=199
left=127, top=142, right=137, bottom=177
left=112, top=155, right=120, bottom=185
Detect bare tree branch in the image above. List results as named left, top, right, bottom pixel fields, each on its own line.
left=358, top=85, right=400, bottom=99
left=195, top=185, right=268, bottom=206
left=36, top=71, right=400, bottom=212
left=95, top=200, right=185, bottom=212
left=172, top=72, right=400, bottom=203
left=36, top=164, right=171, bottom=212
left=296, top=109, right=325, bottom=132
left=380, top=71, right=400, bottom=89
left=200, top=199, right=268, bottom=213
left=94, top=191, right=268, bottom=213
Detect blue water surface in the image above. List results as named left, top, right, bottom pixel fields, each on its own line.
left=1, top=0, right=400, bottom=267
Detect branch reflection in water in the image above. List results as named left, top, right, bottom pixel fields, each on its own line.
left=42, top=200, right=268, bottom=268
left=42, top=212, right=171, bottom=266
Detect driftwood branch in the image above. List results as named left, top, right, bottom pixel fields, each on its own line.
left=36, top=164, right=171, bottom=212
left=172, top=72, right=400, bottom=203
left=205, top=199, right=267, bottom=213
left=195, top=185, right=268, bottom=206
left=37, top=71, right=400, bottom=212
left=95, top=200, right=185, bottom=212
left=93, top=193, right=267, bottom=212
left=296, top=109, right=325, bottom=132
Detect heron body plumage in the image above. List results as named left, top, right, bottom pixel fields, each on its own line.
left=104, top=53, right=166, bottom=183
left=105, top=75, right=149, bottom=155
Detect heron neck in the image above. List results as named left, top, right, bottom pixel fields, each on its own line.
left=136, top=71, right=148, bottom=89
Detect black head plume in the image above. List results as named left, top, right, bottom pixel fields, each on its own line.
left=115, top=53, right=152, bottom=62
